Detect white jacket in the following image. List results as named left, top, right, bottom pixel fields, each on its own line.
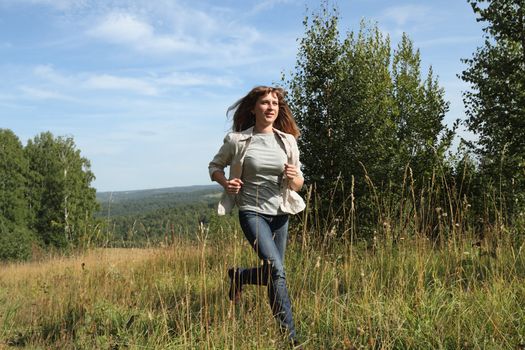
left=208, top=126, right=306, bottom=215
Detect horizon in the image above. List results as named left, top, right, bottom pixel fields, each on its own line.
left=95, top=183, right=221, bottom=194
left=0, top=0, right=484, bottom=192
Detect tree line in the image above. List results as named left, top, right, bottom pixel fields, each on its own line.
left=96, top=187, right=226, bottom=246
left=0, top=130, right=98, bottom=260
left=101, top=202, right=239, bottom=247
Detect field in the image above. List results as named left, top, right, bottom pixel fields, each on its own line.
left=1, top=225, right=524, bottom=349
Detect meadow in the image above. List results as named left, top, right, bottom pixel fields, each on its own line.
left=1, top=217, right=524, bottom=349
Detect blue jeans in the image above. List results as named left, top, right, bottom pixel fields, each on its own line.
left=238, top=210, right=296, bottom=340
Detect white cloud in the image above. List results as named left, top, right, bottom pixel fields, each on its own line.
left=88, top=12, right=152, bottom=43
left=84, top=5, right=264, bottom=60
left=31, top=66, right=162, bottom=97
left=249, top=0, right=294, bottom=16
left=25, top=65, right=243, bottom=102
left=4, top=0, right=281, bottom=70
left=379, top=5, right=431, bottom=26
left=157, top=72, right=239, bottom=87
left=0, top=0, right=86, bottom=10
left=32, top=66, right=154, bottom=96
left=87, top=12, right=205, bottom=54
left=84, top=74, right=158, bottom=96
left=19, top=86, right=75, bottom=100
left=34, top=65, right=71, bottom=85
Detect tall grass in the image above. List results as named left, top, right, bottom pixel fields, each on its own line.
left=1, top=169, right=524, bottom=349
left=1, top=232, right=524, bottom=348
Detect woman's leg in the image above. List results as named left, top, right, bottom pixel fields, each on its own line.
left=237, top=213, right=289, bottom=285
left=270, top=214, right=289, bottom=263
left=238, top=210, right=296, bottom=339
left=264, top=214, right=292, bottom=334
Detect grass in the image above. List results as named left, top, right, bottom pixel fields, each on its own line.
left=1, top=222, right=524, bottom=349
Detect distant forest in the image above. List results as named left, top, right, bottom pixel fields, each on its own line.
left=95, top=185, right=233, bottom=247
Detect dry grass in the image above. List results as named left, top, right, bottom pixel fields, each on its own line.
left=0, top=248, right=160, bottom=282
left=1, top=226, right=524, bottom=349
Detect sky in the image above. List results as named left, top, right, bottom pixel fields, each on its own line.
left=0, top=0, right=485, bottom=192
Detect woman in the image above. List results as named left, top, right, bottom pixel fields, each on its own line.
left=208, top=86, right=305, bottom=345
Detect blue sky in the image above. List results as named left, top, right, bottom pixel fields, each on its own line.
left=0, top=0, right=484, bottom=192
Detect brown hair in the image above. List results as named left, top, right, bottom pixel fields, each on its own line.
left=227, top=86, right=300, bottom=139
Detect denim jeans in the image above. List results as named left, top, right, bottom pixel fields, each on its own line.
left=238, top=210, right=296, bottom=340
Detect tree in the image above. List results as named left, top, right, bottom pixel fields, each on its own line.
left=392, top=35, right=453, bottom=183
left=0, top=218, right=34, bottom=261
left=285, top=6, right=347, bottom=193
left=25, top=132, right=99, bottom=247
left=0, top=129, right=35, bottom=260
left=285, top=5, right=453, bottom=234
left=0, top=129, right=29, bottom=227
left=460, top=0, right=525, bottom=217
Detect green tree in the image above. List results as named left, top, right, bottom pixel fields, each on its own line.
left=285, top=6, right=346, bottom=192
left=0, top=129, right=29, bottom=227
left=0, top=129, right=35, bottom=260
left=286, top=11, right=397, bottom=214
left=392, top=35, right=453, bottom=184
left=0, top=218, right=34, bottom=261
left=25, top=132, right=99, bottom=247
left=285, top=5, right=453, bottom=234
left=460, top=0, right=525, bottom=217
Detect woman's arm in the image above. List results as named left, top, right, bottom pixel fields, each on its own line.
left=212, top=170, right=244, bottom=194
left=208, top=134, right=234, bottom=180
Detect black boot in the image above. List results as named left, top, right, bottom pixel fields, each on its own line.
left=289, top=338, right=304, bottom=349
left=227, top=268, right=242, bottom=303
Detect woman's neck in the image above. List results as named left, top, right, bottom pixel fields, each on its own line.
left=254, top=123, right=273, bottom=134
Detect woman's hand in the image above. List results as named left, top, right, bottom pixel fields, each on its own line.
left=212, top=171, right=243, bottom=195
left=284, top=163, right=304, bottom=191
left=225, top=178, right=244, bottom=194
left=284, top=163, right=299, bottom=180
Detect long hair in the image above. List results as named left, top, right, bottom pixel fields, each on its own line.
left=227, top=86, right=300, bottom=139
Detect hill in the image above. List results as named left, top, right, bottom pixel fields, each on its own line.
left=96, top=184, right=222, bottom=217
left=94, top=184, right=227, bottom=246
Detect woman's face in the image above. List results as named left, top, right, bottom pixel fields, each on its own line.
left=252, top=92, right=279, bottom=130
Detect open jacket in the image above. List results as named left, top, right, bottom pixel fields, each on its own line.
left=208, top=126, right=306, bottom=216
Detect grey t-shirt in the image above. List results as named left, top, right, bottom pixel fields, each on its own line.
left=237, top=132, right=287, bottom=215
